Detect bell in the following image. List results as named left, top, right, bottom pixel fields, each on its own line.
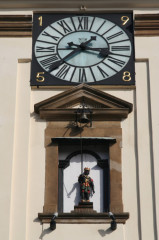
left=78, top=112, right=90, bottom=124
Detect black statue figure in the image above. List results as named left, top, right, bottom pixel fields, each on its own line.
left=78, top=167, right=95, bottom=202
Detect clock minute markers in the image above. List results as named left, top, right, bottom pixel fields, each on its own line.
left=96, top=20, right=106, bottom=33
left=102, top=25, right=116, bottom=36
left=89, top=17, right=95, bottom=31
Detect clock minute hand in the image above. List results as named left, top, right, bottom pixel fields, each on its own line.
left=85, top=46, right=110, bottom=57
left=49, top=46, right=81, bottom=72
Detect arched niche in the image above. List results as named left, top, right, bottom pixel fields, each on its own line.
left=58, top=149, right=109, bottom=213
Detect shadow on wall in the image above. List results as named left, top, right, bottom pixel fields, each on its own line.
left=98, top=227, right=112, bottom=237
left=39, top=226, right=113, bottom=239
left=66, top=182, right=80, bottom=205
left=39, top=226, right=52, bottom=240
left=30, top=112, right=46, bottom=122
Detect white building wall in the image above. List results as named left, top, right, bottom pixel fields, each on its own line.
left=0, top=11, right=159, bottom=240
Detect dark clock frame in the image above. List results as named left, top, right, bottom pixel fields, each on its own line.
left=30, top=12, right=135, bottom=86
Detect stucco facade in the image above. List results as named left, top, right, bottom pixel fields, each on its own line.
left=0, top=7, right=159, bottom=240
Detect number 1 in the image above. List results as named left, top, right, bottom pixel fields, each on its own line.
left=38, top=16, right=42, bottom=26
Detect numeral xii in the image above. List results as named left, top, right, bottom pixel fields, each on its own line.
left=77, top=17, right=88, bottom=30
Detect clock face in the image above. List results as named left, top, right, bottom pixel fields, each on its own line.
left=31, top=13, right=135, bottom=86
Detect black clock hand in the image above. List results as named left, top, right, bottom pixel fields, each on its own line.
left=49, top=36, right=97, bottom=72
left=84, top=46, right=110, bottom=57
left=81, top=36, right=96, bottom=47
left=67, top=36, right=96, bottom=49
left=67, top=45, right=110, bottom=57
left=67, top=39, right=109, bottom=57
left=68, top=42, right=79, bottom=47
left=49, top=46, right=81, bottom=72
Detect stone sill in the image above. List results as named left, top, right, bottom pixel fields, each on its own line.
left=38, top=212, right=129, bottom=224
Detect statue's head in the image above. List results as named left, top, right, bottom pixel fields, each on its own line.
left=84, top=167, right=90, bottom=175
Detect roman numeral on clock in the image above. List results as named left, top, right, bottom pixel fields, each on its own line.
left=42, top=31, right=60, bottom=41
left=77, top=17, right=89, bottom=30
left=79, top=68, right=87, bottom=83
left=36, top=46, right=56, bottom=52
left=97, top=65, right=109, bottom=77
left=55, top=64, right=71, bottom=79
left=107, top=31, right=123, bottom=41
left=111, top=46, right=130, bottom=51
left=40, top=55, right=59, bottom=69
left=57, top=20, right=73, bottom=33
left=107, top=56, right=125, bottom=67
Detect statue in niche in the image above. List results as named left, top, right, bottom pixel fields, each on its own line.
left=78, top=167, right=95, bottom=202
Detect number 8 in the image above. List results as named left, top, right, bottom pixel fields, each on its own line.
left=122, top=71, right=131, bottom=81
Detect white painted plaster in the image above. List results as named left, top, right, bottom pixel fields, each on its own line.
left=0, top=37, right=31, bottom=240
left=0, top=11, right=159, bottom=240
left=41, top=223, right=125, bottom=240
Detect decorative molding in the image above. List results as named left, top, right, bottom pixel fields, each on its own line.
left=38, top=212, right=129, bottom=224
left=0, top=0, right=159, bottom=10
left=135, top=14, right=159, bottom=36
left=31, top=85, right=136, bottom=90
left=0, top=14, right=159, bottom=37
left=34, top=84, right=133, bottom=121
left=0, top=15, right=32, bottom=37
left=18, top=58, right=31, bottom=63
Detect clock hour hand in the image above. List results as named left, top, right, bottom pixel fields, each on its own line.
left=49, top=46, right=81, bottom=72
left=67, top=42, right=79, bottom=47
left=67, top=36, right=96, bottom=50
left=82, top=36, right=96, bottom=46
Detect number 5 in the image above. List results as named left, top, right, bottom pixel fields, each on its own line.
left=36, top=72, right=45, bottom=82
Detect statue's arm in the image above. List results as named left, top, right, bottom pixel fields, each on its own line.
left=90, top=178, right=95, bottom=194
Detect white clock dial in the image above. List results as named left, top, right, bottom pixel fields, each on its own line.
left=34, top=16, right=132, bottom=83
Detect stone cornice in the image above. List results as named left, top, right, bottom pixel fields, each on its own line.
left=0, top=14, right=159, bottom=37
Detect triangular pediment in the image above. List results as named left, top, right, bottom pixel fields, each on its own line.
left=34, top=84, right=132, bottom=121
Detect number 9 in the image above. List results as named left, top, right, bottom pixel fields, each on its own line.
left=121, top=16, right=129, bottom=25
